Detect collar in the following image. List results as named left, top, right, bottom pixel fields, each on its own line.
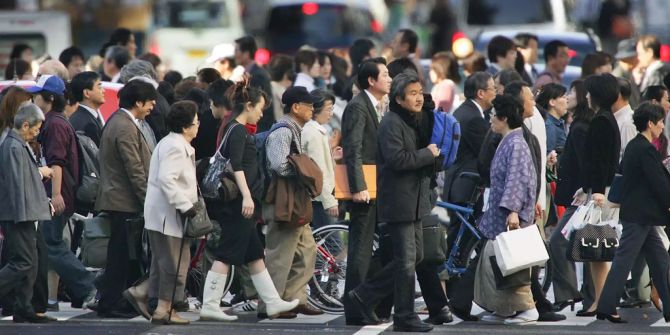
left=306, top=120, right=327, bottom=134
left=168, top=132, right=195, bottom=156
left=295, top=73, right=315, bottom=91
left=546, top=113, right=564, bottom=126
left=471, top=100, right=485, bottom=119
left=614, top=104, right=633, bottom=121
left=80, top=104, right=103, bottom=122
left=111, top=72, right=121, bottom=83
left=120, top=108, right=140, bottom=127
left=0, top=128, right=9, bottom=146
left=364, top=89, right=380, bottom=109
left=645, top=60, right=663, bottom=75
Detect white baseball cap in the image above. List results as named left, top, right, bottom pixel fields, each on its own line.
left=206, top=43, right=235, bottom=63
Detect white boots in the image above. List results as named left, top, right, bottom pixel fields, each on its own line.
left=251, top=269, right=299, bottom=317
left=199, top=271, right=238, bottom=321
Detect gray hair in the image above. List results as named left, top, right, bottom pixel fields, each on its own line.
left=13, top=103, right=45, bottom=129
left=464, top=72, right=493, bottom=100
left=390, top=71, right=421, bottom=104
left=120, top=59, right=157, bottom=84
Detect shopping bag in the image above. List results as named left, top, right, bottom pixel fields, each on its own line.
left=561, top=201, right=597, bottom=239
left=493, top=225, right=549, bottom=276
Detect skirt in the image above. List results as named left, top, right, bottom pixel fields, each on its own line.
left=473, top=240, right=534, bottom=316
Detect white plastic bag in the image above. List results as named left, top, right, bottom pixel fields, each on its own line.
left=561, top=201, right=600, bottom=239
left=493, top=225, right=549, bottom=276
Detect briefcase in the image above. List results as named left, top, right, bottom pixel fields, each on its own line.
left=334, top=164, right=376, bottom=200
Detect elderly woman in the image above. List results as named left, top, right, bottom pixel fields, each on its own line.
left=596, top=102, right=670, bottom=323
left=124, top=101, right=200, bottom=325
left=0, top=103, right=53, bottom=323
left=474, top=94, right=538, bottom=325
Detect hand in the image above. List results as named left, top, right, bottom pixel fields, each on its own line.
left=51, top=194, right=65, bottom=215
left=572, top=188, right=587, bottom=206
left=507, top=212, right=520, bottom=230
left=592, top=193, right=606, bottom=207
left=182, top=206, right=197, bottom=218
left=427, top=143, right=440, bottom=157
left=326, top=206, right=339, bottom=217
left=352, top=190, right=370, bottom=204
left=332, top=146, right=343, bottom=161
left=241, top=196, right=255, bottom=219
left=547, top=150, right=558, bottom=167
left=535, top=203, right=542, bottom=220
left=39, top=166, right=52, bottom=179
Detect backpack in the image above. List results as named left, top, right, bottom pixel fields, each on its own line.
left=254, top=123, right=290, bottom=200
left=74, top=131, right=101, bottom=206
left=431, top=109, right=461, bottom=169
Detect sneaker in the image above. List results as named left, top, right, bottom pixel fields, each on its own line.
left=480, top=313, right=506, bottom=324
left=232, top=300, right=258, bottom=313
left=504, top=309, right=539, bottom=325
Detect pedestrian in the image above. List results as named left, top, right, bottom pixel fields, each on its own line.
left=69, top=71, right=106, bottom=147
left=533, top=40, right=570, bottom=92
left=537, top=83, right=569, bottom=153
left=233, top=36, right=273, bottom=131
left=124, top=101, right=201, bottom=325
left=429, top=51, right=461, bottom=113
left=474, top=94, right=538, bottom=325
left=581, top=53, right=613, bottom=78
left=515, top=33, right=540, bottom=84
left=10, top=43, right=33, bottom=63
left=486, top=35, right=517, bottom=76
left=635, top=35, right=669, bottom=93
left=99, top=27, right=137, bottom=58
left=596, top=102, right=670, bottom=323
left=293, top=50, right=320, bottom=92
left=102, top=46, right=130, bottom=83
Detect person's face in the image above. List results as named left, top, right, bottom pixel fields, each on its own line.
left=320, top=57, right=332, bottom=80
left=551, top=46, right=570, bottom=73
left=315, top=100, right=334, bottom=125
left=308, top=61, right=321, bottom=78
left=21, top=49, right=33, bottom=63
left=566, top=87, right=577, bottom=110
left=67, top=56, right=85, bottom=79
left=103, top=58, right=116, bottom=77
left=125, top=34, right=137, bottom=57
left=210, top=101, right=228, bottom=120
left=84, top=79, right=106, bottom=106
left=649, top=118, right=665, bottom=140
left=478, top=78, right=497, bottom=109
left=595, top=63, right=613, bottom=75
left=660, top=91, right=670, bottom=113
left=370, top=64, right=392, bottom=95
left=520, top=39, right=539, bottom=64
left=429, top=68, right=439, bottom=84
left=551, top=94, right=569, bottom=117
left=184, top=114, right=199, bottom=140
left=521, top=86, right=535, bottom=118
left=636, top=41, right=655, bottom=67
left=136, top=100, right=156, bottom=119
left=490, top=114, right=508, bottom=135
left=396, top=82, right=424, bottom=113
left=499, top=49, right=517, bottom=70
left=367, top=47, right=378, bottom=60
left=293, top=101, right=314, bottom=124
left=234, top=43, right=248, bottom=65
left=391, top=32, right=407, bottom=58
left=20, top=121, right=42, bottom=142
left=245, top=96, right=266, bottom=125
left=32, top=94, right=51, bottom=113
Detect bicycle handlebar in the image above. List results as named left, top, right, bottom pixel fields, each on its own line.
left=436, top=201, right=474, bottom=215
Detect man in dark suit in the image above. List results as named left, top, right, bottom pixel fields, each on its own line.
left=95, top=80, right=156, bottom=318
left=234, top=36, right=274, bottom=132
left=340, top=58, right=391, bottom=325
left=69, top=71, right=105, bottom=147
left=442, top=72, right=495, bottom=321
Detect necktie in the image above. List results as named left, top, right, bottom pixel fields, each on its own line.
left=375, top=103, right=382, bottom=123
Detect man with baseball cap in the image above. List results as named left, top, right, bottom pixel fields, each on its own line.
left=32, top=74, right=98, bottom=311
left=260, top=86, right=324, bottom=318
left=207, top=43, right=244, bottom=81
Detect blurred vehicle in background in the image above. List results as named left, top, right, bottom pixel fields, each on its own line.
left=148, top=0, right=243, bottom=75
left=0, top=11, right=71, bottom=79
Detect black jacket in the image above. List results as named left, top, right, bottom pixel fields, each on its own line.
left=620, top=134, right=670, bottom=226
left=584, top=110, right=621, bottom=194
left=341, top=92, right=379, bottom=194
left=555, top=119, right=589, bottom=206
left=145, top=93, right=170, bottom=142
left=69, top=105, right=103, bottom=147
left=443, top=99, right=489, bottom=203
left=377, top=107, right=436, bottom=223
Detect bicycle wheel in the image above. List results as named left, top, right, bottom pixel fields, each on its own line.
left=307, top=223, right=379, bottom=314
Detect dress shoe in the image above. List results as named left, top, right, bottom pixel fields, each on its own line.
left=292, top=304, right=324, bottom=315
left=346, top=291, right=381, bottom=325
left=13, top=312, right=50, bottom=323
left=425, top=306, right=454, bottom=325
left=393, top=317, right=434, bottom=332
left=596, top=312, right=627, bottom=323
left=123, top=288, right=151, bottom=320
left=552, top=300, right=577, bottom=312
left=151, top=311, right=190, bottom=325
left=538, top=311, right=566, bottom=322
left=452, top=306, right=479, bottom=321
left=257, top=311, right=297, bottom=319
left=575, top=309, right=597, bottom=317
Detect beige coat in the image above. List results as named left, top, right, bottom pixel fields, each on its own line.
left=302, top=120, right=337, bottom=209
left=144, top=132, right=198, bottom=238
left=95, top=110, right=152, bottom=213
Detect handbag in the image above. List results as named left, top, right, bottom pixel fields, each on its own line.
left=567, top=222, right=619, bottom=262
left=420, top=215, right=447, bottom=265
left=201, top=123, right=240, bottom=201
left=607, top=174, right=623, bottom=204
left=490, top=256, right=531, bottom=290
left=183, top=194, right=214, bottom=238
left=493, top=225, right=549, bottom=276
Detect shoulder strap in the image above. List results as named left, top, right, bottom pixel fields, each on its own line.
left=216, top=122, right=241, bottom=155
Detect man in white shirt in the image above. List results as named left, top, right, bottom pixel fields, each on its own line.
left=635, top=35, right=670, bottom=93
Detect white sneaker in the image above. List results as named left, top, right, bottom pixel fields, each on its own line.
left=232, top=300, right=258, bottom=314
left=504, top=308, right=539, bottom=325
left=480, top=313, right=506, bottom=324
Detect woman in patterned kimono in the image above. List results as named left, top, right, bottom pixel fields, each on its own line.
left=474, top=94, right=538, bottom=325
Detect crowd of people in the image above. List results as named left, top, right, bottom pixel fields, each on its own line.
left=1, top=25, right=670, bottom=332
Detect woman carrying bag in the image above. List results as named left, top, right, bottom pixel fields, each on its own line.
left=596, top=102, right=670, bottom=323
left=474, top=94, right=538, bottom=325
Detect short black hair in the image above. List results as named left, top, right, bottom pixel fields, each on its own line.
left=294, top=50, right=318, bottom=73
left=496, top=69, right=523, bottom=87
left=387, top=57, right=419, bottom=79
left=269, top=54, right=294, bottom=82
left=514, top=33, right=539, bottom=48
left=64, top=82, right=78, bottom=107
left=398, top=29, right=419, bottom=53
left=535, top=83, right=567, bottom=111
left=71, top=71, right=101, bottom=102
left=504, top=80, right=530, bottom=106
left=164, top=70, right=183, bottom=87
left=584, top=73, right=619, bottom=111
left=487, top=35, right=516, bottom=63
left=311, top=89, right=336, bottom=117
left=493, top=94, right=524, bottom=128
left=349, top=39, right=376, bottom=74
left=197, top=68, right=221, bottom=85
left=4, top=59, right=31, bottom=80
left=37, top=90, right=66, bottom=113
left=357, top=57, right=387, bottom=91
left=158, top=81, right=175, bottom=105
left=118, top=80, right=157, bottom=109
left=617, top=77, right=633, bottom=101
left=544, top=40, right=568, bottom=63
left=105, top=46, right=130, bottom=69
left=235, top=36, right=258, bottom=59
left=633, top=101, right=665, bottom=132
left=10, top=43, right=31, bottom=60
left=581, top=52, right=611, bottom=78
left=207, top=79, right=234, bottom=109
left=167, top=100, right=198, bottom=133
left=59, top=46, right=85, bottom=67
left=464, top=72, right=492, bottom=100
left=642, top=85, right=668, bottom=103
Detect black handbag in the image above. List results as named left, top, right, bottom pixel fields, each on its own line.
left=183, top=194, right=214, bottom=238
left=607, top=174, right=623, bottom=204
left=201, top=123, right=240, bottom=201
left=490, top=256, right=532, bottom=290
left=420, top=215, right=447, bottom=265
left=567, top=224, right=619, bottom=262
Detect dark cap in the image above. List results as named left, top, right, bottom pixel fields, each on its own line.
left=615, top=39, right=637, bottom=60
left=282, top=86, right=315, bottom=107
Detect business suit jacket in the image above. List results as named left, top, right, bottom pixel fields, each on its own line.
left=69, top=105, right=103, bottom=147
left=95, top=110, right=152, bottom=214
left=341, top=91, right=379, bottom=194
left=144, top=133, right=197, bottom=238
left=583, top=110, right=621, bottom=194
left=0, top=129, right=52, bottom=223
left=620, top=134, right=670, bottom=226
left=443, top=99, right=489, bottom=202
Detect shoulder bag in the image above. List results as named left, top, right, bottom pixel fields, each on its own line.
left=201, top=123, right=240, bottom=201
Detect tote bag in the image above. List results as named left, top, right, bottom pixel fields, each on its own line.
left=493, top=225, right=549, bottom=276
